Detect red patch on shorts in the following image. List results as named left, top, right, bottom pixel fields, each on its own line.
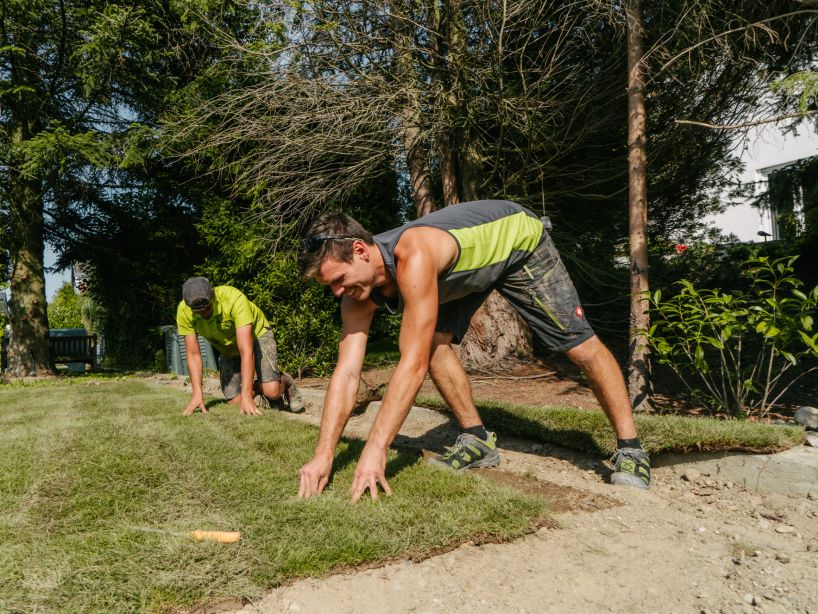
left=575, top=306, right=584, bottom=318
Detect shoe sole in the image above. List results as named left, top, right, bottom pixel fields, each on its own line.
left=611, top=472, right=650, bottom=489
left=427, top=453, right=501, bottom=472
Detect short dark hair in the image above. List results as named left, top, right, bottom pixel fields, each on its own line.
left=297, top=212, right=374, bottom=279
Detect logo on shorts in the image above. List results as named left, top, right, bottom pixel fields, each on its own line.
left=575, top=306, right=584, bottom=318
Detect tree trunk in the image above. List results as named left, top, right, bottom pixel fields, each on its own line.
left=625, top=0, right=653, bottom=412
left=404, top=115, right=436, bottom=217
left=391, top=1, right=436, bottom=217
left=454, top=291, right=534, bottom=369
left=439, top=134, right=459, bottom=206
left=7, top=173, right=52, bottom=376
left=458, top=139, right=482, bottom=203
left=437, top=0, right=533, bottom=369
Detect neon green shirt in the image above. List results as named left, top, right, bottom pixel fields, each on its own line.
left=176, top=286, right=269, bottom=357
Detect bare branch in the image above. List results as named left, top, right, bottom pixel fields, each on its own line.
left=675, top=110, right=818, bottom=130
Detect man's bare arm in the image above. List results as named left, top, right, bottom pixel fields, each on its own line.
left=350, top=236, right=440, bottom=501
left=183, top=335, right=207, bottom=415
left=235, top=324, right=261, bottom=416
left=298, top=297, right=375, bottom=498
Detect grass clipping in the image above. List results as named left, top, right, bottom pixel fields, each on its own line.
left=0, top=380, right=546, bottom=613
left=417, top=394, right=805, bottom=457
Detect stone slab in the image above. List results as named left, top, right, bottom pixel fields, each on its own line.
left=655, top=446, right=818, bottom=497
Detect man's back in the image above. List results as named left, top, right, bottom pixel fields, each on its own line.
left=176, top=286, right=269, bottom=357
left=372, top=200, right=544, bottom=306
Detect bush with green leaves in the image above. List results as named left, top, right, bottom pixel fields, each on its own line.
left=645, top=256, right=818, bottom=417
left=47, top=282, right=85, bottom=329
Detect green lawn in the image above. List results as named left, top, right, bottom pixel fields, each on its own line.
left=0, top=379, right=547, bottom=613
left=416, top=394, right=806, bottom=457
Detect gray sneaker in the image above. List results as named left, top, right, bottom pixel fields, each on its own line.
left=254, top=394, right=271, bottom=410
left=427, top=432, right=501, bottom=471
left=610, top=447, right=651, bottom=489
left=281, top=373, right=305, bottom=413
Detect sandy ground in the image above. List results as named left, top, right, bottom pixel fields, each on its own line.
left=175, top=369, right=818, bottom=614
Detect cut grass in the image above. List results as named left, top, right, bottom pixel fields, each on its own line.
left=0, top=380, right=547, bottom=613
left=416, top=394, right=806, bottom=457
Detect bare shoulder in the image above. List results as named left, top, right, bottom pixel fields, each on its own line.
left=395, top=226, right=458, bottom=273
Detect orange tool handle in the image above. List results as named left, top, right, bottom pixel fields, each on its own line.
left=189, top=530, right=241, bottom=543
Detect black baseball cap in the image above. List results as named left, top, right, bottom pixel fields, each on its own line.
left=182, top=277, right=214, bottom=310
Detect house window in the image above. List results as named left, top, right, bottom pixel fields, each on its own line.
left=757, top=155, right=818, bottom=241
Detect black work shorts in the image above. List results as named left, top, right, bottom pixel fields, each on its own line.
left=436, top=232, right=595, bottom=352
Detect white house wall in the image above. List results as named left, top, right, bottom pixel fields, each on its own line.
left=706, top=121, right=818, bottom=242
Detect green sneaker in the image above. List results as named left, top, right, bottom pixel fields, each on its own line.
left=281, top=373, right=305, bottom=413
left=427, top=432, right=501, bottom=471
left=610, top=447, right=651, bottom=489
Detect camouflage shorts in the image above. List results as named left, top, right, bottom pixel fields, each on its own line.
left=219, top=327, right=280, bottom=400
left=436, top=232, right=595, bottom=352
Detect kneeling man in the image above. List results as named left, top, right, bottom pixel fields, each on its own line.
left=176, top=277, right=303, bottom=416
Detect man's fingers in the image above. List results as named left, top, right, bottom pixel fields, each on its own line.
left=299, top=470, right=322, bottom=499
left=350, top=478, right=364, bottom=503
left=350, top=475, right=390, bottom=503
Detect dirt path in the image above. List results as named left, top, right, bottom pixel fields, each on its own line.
left=215, top=378, right=818, bottom=614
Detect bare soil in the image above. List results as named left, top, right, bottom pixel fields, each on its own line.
left=214, top=366, right=818, bottom=614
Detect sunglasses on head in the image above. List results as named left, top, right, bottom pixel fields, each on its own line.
left=300, top=235, right=363, bottom=253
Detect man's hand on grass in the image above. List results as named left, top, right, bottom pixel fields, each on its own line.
left=183, top=394, right=208, bottom=416
left=239, top=394, right=262, bottom=416
left=299, top=454, right=332, bottom=498
left=350, top=444, right=392, bottom=503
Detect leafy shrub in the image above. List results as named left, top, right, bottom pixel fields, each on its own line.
left=645, top=256, right=818, bottom=417
left=47, top=282, right=85, bottom=329
left=242, top=253, right=342, bottom=377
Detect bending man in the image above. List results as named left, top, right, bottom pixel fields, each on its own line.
left=176, top=277, right=303, bottom=416
left=297, top=200, right=649, bottom=501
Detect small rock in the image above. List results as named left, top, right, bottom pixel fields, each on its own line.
left=805, top=434, right=818, bottom=448
left=774, top=525, right=794, bottom=534
left=743, top=593, right=757, bottom=606
left=775, top=553, right=790, bottom=563
left=530, top=443, right=544, bottom=453
left=682, top=469, right=701, bottom=482
left=794, top=406, right=818, bottom=430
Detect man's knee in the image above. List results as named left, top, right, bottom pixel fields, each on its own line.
left=260, top=379, right=283, bottom=399
left=432, top=331, right=454, bottom=348
left=564, top=335, right=605, bottom=367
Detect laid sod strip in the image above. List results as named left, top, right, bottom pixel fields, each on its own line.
left=415, top=394, right=805, bottom=457
left=0, top=381, right=547, bottom=613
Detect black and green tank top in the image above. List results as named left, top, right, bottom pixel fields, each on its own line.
left=371, top=200, right=544, bottom=312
